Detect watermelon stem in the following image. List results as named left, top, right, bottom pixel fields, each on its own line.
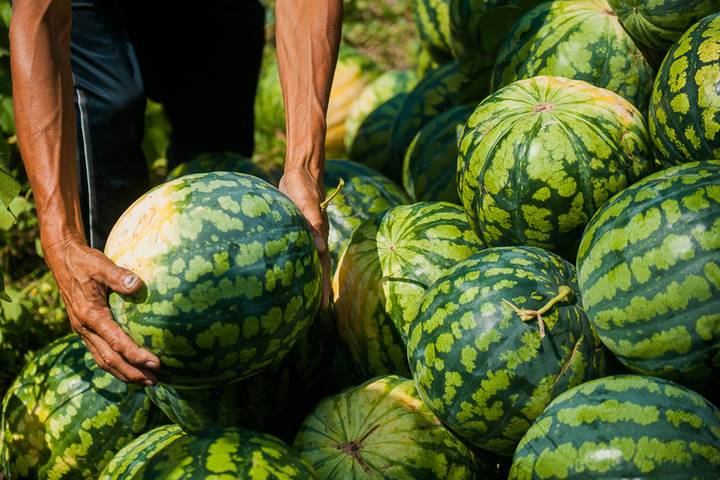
left=320, top=179, right=346, bottom=211
left=502, top=286, right=574, bottom=338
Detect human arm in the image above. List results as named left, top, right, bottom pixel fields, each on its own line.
left=275, top=0, right=342, bottom=309
left=9, top=0, right=159, bottom=384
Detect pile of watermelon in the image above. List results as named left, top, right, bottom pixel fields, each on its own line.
left=2, top=0, right=720, bottom=478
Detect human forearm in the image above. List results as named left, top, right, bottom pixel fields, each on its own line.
left=275, top=0, right=342, bottom=181
left=10, top=0, right=82, bottom=248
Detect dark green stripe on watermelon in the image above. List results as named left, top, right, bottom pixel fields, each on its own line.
left=491, top=0, right=654, bottom=110
left=403, top=105, right=472, bottom=203
left=1, top=335, right=159, bottom=479
left=415, top=0, right=455, bottom=63
left=649, top=13, right=720, bottom=167
left=577, top=161, right=720, bottom=387
left=510, top=375, right=720, bottom=479
left=100, top=426, right=318, bottom=479
left=407, top=246, right=604, bottom=455
left=105, top=172, right=321, bottom=387
left=294, top=375, right=482, bottom=479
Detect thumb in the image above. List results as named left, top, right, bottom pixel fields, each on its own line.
left=92, top=252, right=144, bottom=295
left=303, top=206, right=327, bottom=253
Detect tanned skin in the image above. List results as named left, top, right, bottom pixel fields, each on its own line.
left=9, top=0, right=341, bottom=385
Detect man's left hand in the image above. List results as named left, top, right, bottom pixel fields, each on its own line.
left=279, top=168, right=331, bottom=309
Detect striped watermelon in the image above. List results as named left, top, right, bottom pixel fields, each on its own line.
left=407, top=246, right=605, bottom=455
left=449, top=0, right=544, bottom=75
left=165, top=152, right=274, bottom=184
left=414, top=43, right=444, bottom=77
left=1, top=335, right=159, bottom=479
left=415, top=0, right=454, bottom=63
left=458, top=76, right=654, bottom=259
left=609, top=0, right=720, bottom=53
left=510, top=375, right=720, bottom=479
left=389, top=60, right=486, bottom=178
left=577, top=161, right=720, bottom=386
left=345, top=70, right=418, bottom=152
left=325, top=47, right=379, bottom=157
left=324, top=159, right=409, bottom=272
left=144, top=313, right=336, bottom=443
left=100, top=425, right=317, bottom=479
left=293, top=375, right=482, bottom=479
left=403, top=105, right=472, bottom=203
left=649, top=13, right=720, bottom=167
left=347, top=93, right=408, bottom=177
left=334, top=202, right=483, bottom=378
left=104, top=172, right=321, bottom=386
left=492, top=0, right=655, bottom=109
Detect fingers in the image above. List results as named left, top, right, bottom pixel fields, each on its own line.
left=319, top=249, right=332, bottom=309
left=90, top=251, right=144, bottom=295
left=81, top=329, right=157, bottom=386
left=89, top=307, right=161, bottom=371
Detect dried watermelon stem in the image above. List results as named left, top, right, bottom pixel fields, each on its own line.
left=502, top=285, right=574, bottom=338
left=320, top=178, right=346, bottom=211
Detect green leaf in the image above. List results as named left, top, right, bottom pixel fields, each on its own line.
left=0, top=135, right=19, bottom=212
left=0, top=275, right=10, bottom=302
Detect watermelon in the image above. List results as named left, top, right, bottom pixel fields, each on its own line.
left=104, top=172, right=321, bottom=386
left=414, top=43, right=444, bottom=77
left=325, top=47, right=379, bottom=157
left=1, top=335, right=159, bottom=479
left=145, top=312, right=337, bottom=443
left=294, top=375, right=482, bottom=479
left=348, top=94, right=408, bottom=176
left=402, top=105, right=472, bottom=203
left=415, top=0, right=454, bottom=63
left=609, top=0, right=720, bottom=54
left=324, top=159, right=409, bottom=272
left=165, top=152, right=274, bottom=184
left=100, top=425, right=318, bottom=479
left=492, top=0, right=655, bottom=110
left=577, top=161, right=720, bottom=386
left=407, top=246, right=605, bottom=455
left=649, top=13, right=720, bottom=167
left=510, top=375, right=720, bottom=479
left=333, top=202, right=483, bottom=378
left=389, top=60, right=486, bottom=178
left=458, top=75, right=654, bottom=259
left=345, top=70, right=418, bottom=152
left=449, top=0, right=544, bottom=77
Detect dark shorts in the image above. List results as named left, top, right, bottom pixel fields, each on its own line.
left=71, top=0, right=265, bottom=249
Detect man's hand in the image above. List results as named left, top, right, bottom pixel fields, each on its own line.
left=279, top=168, right=331, bottom=309
left=44, top=234, right=160, bottom=385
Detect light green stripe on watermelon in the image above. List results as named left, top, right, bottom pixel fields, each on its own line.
left=609, top=0, right=720, bottom=53
left=509, top=375, right=720, bottom=479
left=449, top=0, right=545, bottom=75
left=403, top=105, right=472, bottom=203
left=145, top=312, right=337, bottom=443
left=407, top=246, right=605, bottom=455
left=100, top=426, right=318, bottom=479
left=165, top=152, right=274, bottom=184
left=324, top=159, right=409, bottom=273
left=389, top=60, right=487, bottom=178
left=577, top=161, right=720, bottom=386
left=491, top=0, right=655, bottom=110
left=293, top=375, right=482, bottom=479
left=649, top=13, right=720, bottom=167
left=415, top=0, right=454, bottom=63
left=345, top=70, right=418, bottom=151
left=105, top=172, right=321, bottom=387
left=1, top=335, right=160, bottom=479
left=458, top=75, right=654, bottom=259
left=333, top=202, right=483, bottom=378
left=348, top=94, right=408, bottom=177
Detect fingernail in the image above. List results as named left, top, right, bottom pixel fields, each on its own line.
left=145, top=360, right=159, bottom=369
left=314, top=237, right=326, bottom=252
left=144, top=379, right=154, bottom=387
left=123, top=274, right=139, bottom=289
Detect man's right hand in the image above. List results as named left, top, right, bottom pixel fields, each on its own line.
left=44, top=235, right=160, bottom=385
